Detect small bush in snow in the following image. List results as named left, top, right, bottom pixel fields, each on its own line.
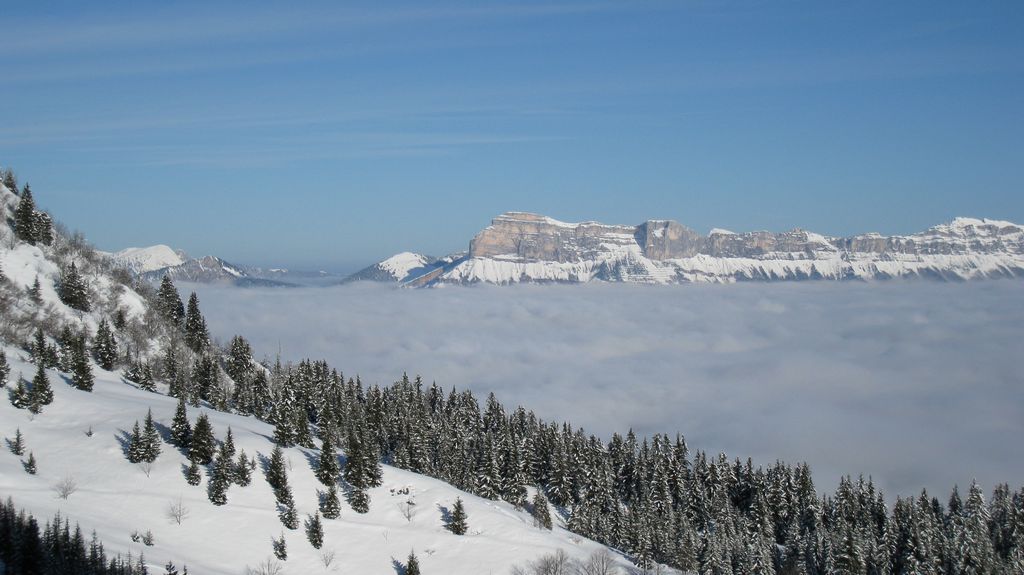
left=246, top=558, right=283, bottom=575
left=166, top=497, right=190, bottom=525
left=53, top=475, right=78, bottom=500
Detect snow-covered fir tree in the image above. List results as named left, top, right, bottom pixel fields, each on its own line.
left=69, top=336, right=94, bottom=392
left=57, top=262, right=90, bottom=312
left=9, top=427, right=26, bottom=456
left=183, top=292, right=209, bottom=353
left=305, top=512, right=324, bottom=549
left=320, top=484, right=341, bottom=519
left=406, top=551, right=421, bottom=575
left=170, top=397, right=192, bottom=449
left=30, top=361, right=53, bottom=408
left=92, top=319, right=117, bottom=371
left=189, top=413, right=215, bottom=465
left=156, top=275, right=185, bottom=326
left=447, top=498, right=468, bottom=535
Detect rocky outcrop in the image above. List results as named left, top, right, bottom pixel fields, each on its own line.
left=348, top=213, right=1024, bottom=286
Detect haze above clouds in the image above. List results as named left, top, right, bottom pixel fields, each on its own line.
left=191, top=281, right=1024, bottom=498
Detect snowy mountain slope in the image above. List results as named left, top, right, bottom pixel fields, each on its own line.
left=0, top=186, right=151, bottom=345
left=0, top=347, right=638, bottom=575
left=138, top=255, right=298, bottom=288
left=342, top=252, right=441, bottom=284
left=0, top=176, right=645, bottom=574
left=352, top=212, right=1024, bottom=286
left=106, top=245, right=188, bottom=275
left=100, top=242, right=300, bottom=288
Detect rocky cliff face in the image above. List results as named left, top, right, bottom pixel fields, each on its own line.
left=349, top=213, right=1024, bottom=286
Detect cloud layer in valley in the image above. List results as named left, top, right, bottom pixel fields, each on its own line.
left=190, top=280, right=1024, bottom=498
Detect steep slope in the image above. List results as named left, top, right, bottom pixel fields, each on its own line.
left=354, top=212, right=1024, bottom=286
left=0, top=347, right=634, bottom=575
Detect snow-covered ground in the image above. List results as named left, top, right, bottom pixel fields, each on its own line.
left=0, top=346, right=639, bottom=574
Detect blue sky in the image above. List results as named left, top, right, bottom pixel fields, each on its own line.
left=2, top=1, right=1022, bottom=271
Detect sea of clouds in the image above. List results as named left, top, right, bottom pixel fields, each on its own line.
left=189, top=280, right=1024, bottom=499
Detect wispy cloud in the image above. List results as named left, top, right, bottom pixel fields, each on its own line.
left=1, top=2, right=621, bottom=56
left=191, top=280, right=1024, bottom=499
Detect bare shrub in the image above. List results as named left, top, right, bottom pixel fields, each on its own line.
left=53, top=475, right=78, bottom=500
left=166, top=497, right=190, bottom=525
left=512, top=549, right=575, bottom=575
left=398, top=498, right=417, bottom=522
left=245, top=558, right=284, bottom=575
left=320, top=549, right=337, bottom=569
left=576, top=549, right=621, bottom=575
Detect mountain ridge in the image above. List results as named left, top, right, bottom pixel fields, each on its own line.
left=347, top=212, right=1024, bottom=286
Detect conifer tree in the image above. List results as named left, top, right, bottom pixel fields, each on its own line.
left=348, top=487, right=370, bottom=514
left=126, top=421, right=145, bottom=463
left=56, top=327, right=76, bottom=371
left=9, top=427, right=26, bottom=455
left=58, top=262, right=90, bottom=312
left=185, top=460, right=202, bottom=486
left=0, top=349, right=8, bottom=387
left=113, top=308, right=127, bottom=330
left=305, top=513, right=324, bottom=549
left=142, top=409, right=161, bottom=462
left=226, top=335, right=253, bottom=411
left=183, top=292, right=209, bottom=352
left=222, top=427, right=236, bottom=460
left=320, top=484, right=341, bottom=519
left=233, top=450, right=253, bottom=486
left=92, top=319, right=117, bottom=371
left=137, top=363, right=156, bottom=392
left=156, top=276, right=185, bottom=326
left=272, top=404, right=296, bottom=447
left=266, top=445, right=289, bottom=496
left=24, top=451, right=38, bottom=474
left=446, top=498, right=468, bottom=535
left=28, top=276, right=43, bottom=305
left=316, top=434, right=340, bottom=486
left=207, top=447, right=232, bottom=506
left=293, top=406, right=315, bottom=449
left=33, top=212, right=53, bottom=245
left=531, top=490, right=553, bottom=530
left=31, top=329, right=48, bottom=365
left=170, top=397, right=192, bottom=449
left=14, top=185, right=38, bottom=244
left=189, top=414, right=215, bottom=465
left=2, top=168, right=16, bottom=194
left=11, top=376, right=31, bottom=409
left=406, top=551, right=421, bottom=575
left=272, top=533, right=287, bottom=560
left=164, top=345, right=183, bottom=397
left=278, top=487, right=299, bottom=529
left=70, top=336, right=94, bottom=392
left=30, top=361, right=53, bottom=407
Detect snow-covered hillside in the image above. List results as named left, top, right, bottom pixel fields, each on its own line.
left=0, top=347, right=635, bottom=574
left=0, top=176, right=645, bottom=574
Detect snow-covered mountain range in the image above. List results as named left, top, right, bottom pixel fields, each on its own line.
left=105, top=245, right=300, bottom=287
left=348, top=212, right=1024, bottom=286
